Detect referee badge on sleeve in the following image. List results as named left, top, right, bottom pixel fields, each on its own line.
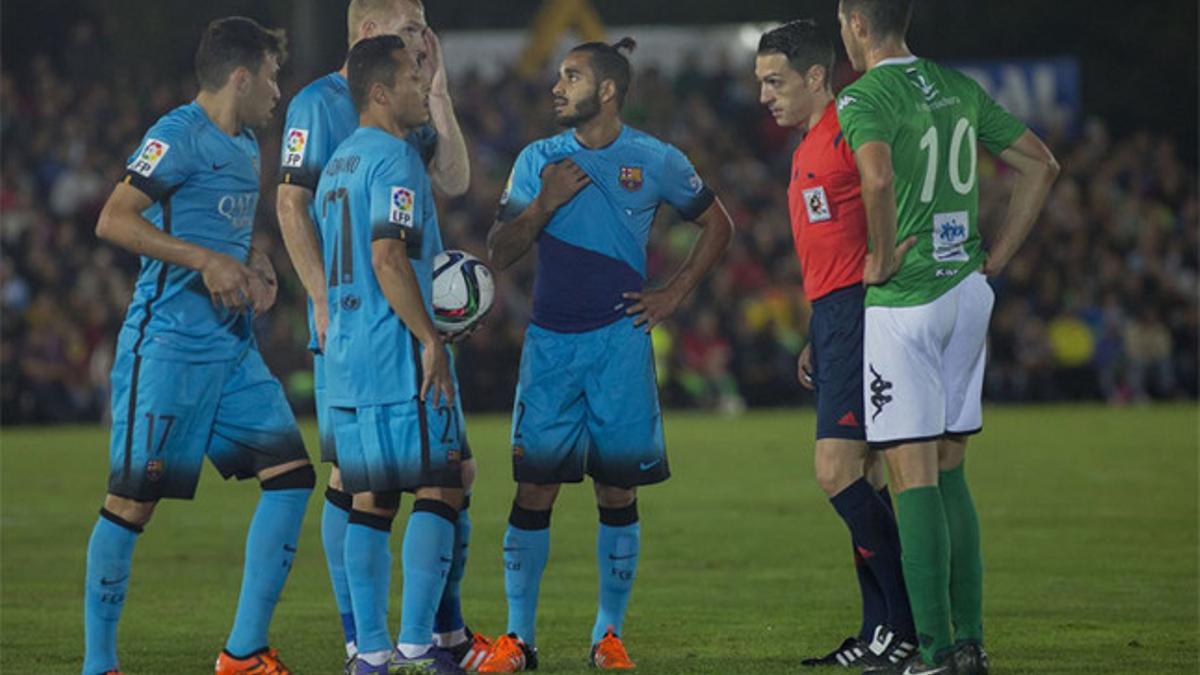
left=803, top=185, right=832, bottom=223
left=390, top=186, right=415, bottom=228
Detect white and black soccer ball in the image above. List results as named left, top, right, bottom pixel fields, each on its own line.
left=432, top=250, right=494, bottom=336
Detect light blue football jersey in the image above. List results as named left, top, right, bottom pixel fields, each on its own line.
left=117, top=101, right=261, bottom=362
left=497, top=125, right=713, bottom=332
left=315, top=126, right=443, bottom=407
left=279, top=71, right=438, bottom=351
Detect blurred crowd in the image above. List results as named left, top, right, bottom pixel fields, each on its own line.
left=2, top=25, right=1196, bottom=424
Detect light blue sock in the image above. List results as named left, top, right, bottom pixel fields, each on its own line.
left=321, top=488, right=356, bottom=647
left=592, top=503, right=640, bottom=644
left=224, top=485, right=311, bottom=656
left=398, top=501, right=456, bottom=646
left=503, top=504, right=551, bottom=646
left=434, top=502, right=471, bottom=635
left=344, top=514, right=394, bottom=655
left=82, top=511, right=140, bottom=675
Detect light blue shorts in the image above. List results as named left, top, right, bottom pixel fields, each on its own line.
left=107, top=348, right=306, bottom=501
left=511, top=318, right=668, bottom=488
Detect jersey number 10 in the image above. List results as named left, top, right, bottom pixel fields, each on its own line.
left=917, top=117, right=977, bottom=203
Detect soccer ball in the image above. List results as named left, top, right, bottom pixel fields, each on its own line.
left=432, top=250, right=494, bottom=336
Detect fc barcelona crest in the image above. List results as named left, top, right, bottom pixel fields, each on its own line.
left=145, top=459, right=164, bottom=482
left=619, top=165, right=643, bottom=191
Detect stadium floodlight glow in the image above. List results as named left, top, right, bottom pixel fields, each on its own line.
left=738, top=23, right=781, bottom=52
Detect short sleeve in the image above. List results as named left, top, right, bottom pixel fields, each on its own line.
left=496, top=145, right=543, bottom=222
left=405, top=124, right=439, bottom=166
left=836, top=87, right=895, bottom=152
left=660, top=144, right=715, bottom=221
left=368, top=154, right=425, bottom=253
left=123, top=122, right=193, bottom=202
left=279, top=94, right=329, bottom=190
left=974, top=80, right=1027, bottom=155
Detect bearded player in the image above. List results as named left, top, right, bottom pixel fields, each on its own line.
left=84, top=17, right=312, bottom=675
left=756, top=19, right=916, bottom=670
left=477, top=38, right=734, bottom=671
left=836, top=0, right=1060, bottom=672
left=274, top=1, right=484, bottom=669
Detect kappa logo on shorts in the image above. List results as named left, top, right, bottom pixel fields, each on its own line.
left=447, top=449, right=462, bottom=463
left=868, top=364, right=893, bottom=421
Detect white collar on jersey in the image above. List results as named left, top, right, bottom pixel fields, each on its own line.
left=872, top=55, right=919, bottom=69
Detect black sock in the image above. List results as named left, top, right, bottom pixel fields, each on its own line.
left=831, top=478, right=915, bottom=637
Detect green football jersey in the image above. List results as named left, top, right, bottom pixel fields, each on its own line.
left=837, top=56, right=1026, bottom=307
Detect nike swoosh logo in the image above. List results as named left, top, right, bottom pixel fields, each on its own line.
left=608, top=553, right=637, bottom=560
left=502, top=547, right=525, bottom=553
left=440, top=556, right=453, bottom=563
left=99, top=574, right=128, bottom=586
left=212, top=161, right=231, bottom=171
left=639, top=460, right=661, bottom=471
left=283, top=544, right=297, bottom=553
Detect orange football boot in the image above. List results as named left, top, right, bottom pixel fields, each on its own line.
left=589, top=628, right=635, bottom=670
left=456, top=630, right=494, bottom=671
left=476, top=633, right=537, bottom=672
left=215, top=647, right=292, bottom=674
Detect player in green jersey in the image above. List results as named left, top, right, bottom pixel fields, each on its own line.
left=835, top=1, right=1060, bottom=673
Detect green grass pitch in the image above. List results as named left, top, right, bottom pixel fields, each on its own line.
left=2, top=405, right=1197, bottom=673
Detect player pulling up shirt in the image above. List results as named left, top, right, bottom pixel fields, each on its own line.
left=478, top=38, right=735, bottom=673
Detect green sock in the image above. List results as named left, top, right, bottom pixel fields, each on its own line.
left=939, top=463, right=983, bottom=644
left=896, top=486, right=954, bottom=665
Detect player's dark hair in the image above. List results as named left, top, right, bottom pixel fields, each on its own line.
left=194, top=16, right=287, bottom=92
left=347, top=34, right=408, bottom=112
left=757, top=20, right=835, bottom=88
left=841, top=0, right=914, bottom=39
left=569, top=37, right=637, bottom=108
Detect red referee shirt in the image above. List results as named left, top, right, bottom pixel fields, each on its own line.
left=788, top=100, right=867, bottom=301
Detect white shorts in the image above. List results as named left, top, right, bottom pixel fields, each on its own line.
left=863, top=272, right=994, bottom=447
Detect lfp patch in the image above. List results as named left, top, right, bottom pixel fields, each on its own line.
left=282, top=128, right=308, bottom=168
left=619, top=165, right=643, bottom=191
left=128, top=138, right=170, bottom=177
left=390, top=186, right=415, bottom=227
